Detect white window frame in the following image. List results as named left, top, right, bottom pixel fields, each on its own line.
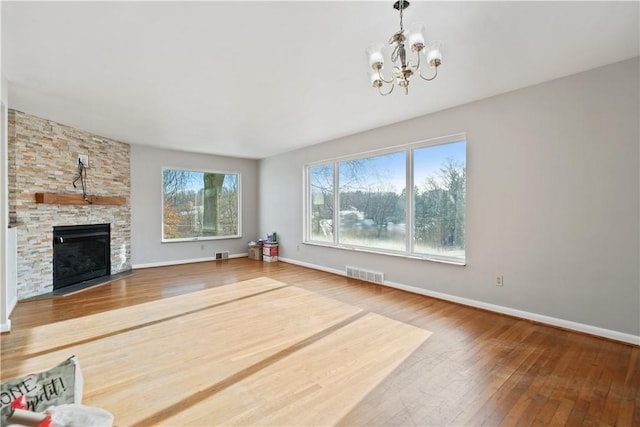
left=161, top=167, right=242, bottom=243
left=303, top=133, right=466, bottom=265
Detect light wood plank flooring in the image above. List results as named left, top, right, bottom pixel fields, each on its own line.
left=2, top=259, right=639, bottom=426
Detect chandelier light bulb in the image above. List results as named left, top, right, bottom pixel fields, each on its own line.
left=408, top=24, right=426, bottom=52
left=367, top=43, right=385, bottom=70
left=426, top=41, right=443, bottom=67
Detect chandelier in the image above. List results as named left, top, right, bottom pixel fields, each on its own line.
left=367, top=0, right=442, bottom=95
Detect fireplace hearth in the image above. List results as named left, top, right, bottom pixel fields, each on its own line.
left=53, top=224, right=111, bottom=290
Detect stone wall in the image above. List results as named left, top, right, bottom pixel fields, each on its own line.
left=8, top=109, right=131, bottom=299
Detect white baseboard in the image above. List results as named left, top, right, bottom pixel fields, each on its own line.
left=383, top=280, right=639, bottom=346
left=279, top=257, right=640, bottom=346
left=279, top=257, right=344, bottom=276
left=133, top=253, right=247, bottom=270
left=1, top=295, right=17, bottom=333
left=9, top=294, right=17, bottom=314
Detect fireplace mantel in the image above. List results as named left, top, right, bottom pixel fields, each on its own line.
left=35, top=193, right=126, bottom=206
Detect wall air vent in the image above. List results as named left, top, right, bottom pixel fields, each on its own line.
left=215, top=251, right=229, bottom=260
left=345, top=265, right=384, bottom=284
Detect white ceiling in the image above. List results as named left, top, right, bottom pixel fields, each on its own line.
left=2, top=1, right=638, bottom=159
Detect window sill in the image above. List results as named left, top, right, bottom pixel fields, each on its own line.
left=302, top=241, right=466, bottom=266
left=162, top=236, right=242, bottom=243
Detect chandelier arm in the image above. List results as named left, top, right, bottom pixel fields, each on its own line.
left=413, top=49, right=422, bottom=70
left=418, top=65, right=438, bottom=81
left=378, top=83, right=395, bottom=96
left=377, top=68, right=395, bottom=84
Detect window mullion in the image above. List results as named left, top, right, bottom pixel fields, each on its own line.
left=333, top=161, right=339, bottom=245
left=406, top=148, right=414, bottom=255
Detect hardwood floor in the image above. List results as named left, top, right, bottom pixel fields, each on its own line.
left=2, top=259, right=639, bottom=426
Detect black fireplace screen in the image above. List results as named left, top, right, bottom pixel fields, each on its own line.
left=53, top=223, right=111, bottom=290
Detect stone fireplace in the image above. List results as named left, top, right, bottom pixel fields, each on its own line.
left=8, top=110, right=131, bottom=299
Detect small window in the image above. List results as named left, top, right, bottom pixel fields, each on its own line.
left=162, top=168, right=241, bottom=242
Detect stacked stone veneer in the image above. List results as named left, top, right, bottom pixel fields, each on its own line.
left=8, top=110, right=131, bottom=299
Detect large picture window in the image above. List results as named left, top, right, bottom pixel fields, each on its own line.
left=305, top=134, right=466, bottom=264
left=162, top=168, right=241, bottom=242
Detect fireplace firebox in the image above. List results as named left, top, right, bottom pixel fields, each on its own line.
left=53, top=223, right=111, bottom=290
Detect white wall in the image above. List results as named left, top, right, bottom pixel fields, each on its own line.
left=130, top=144, right=259, bottom=267
left=1, top=71, right=16, bottom=332
left=259, top=58, right=640, bottom=343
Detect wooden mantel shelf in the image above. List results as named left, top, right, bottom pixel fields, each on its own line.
left=35, top=193, right=126, bottom=206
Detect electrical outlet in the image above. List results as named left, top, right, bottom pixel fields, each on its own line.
left=496, top=275, right=504, bottom=287
left=78, top=154, right=89, bottom=167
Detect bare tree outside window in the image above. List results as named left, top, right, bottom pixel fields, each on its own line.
left=309, top=164, right=334, bottom=242
left=339, top=153, right=406, bottom=251
left=162, top=168, right=240, bottom=241
left=414, top=141, right=466, bottom=258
